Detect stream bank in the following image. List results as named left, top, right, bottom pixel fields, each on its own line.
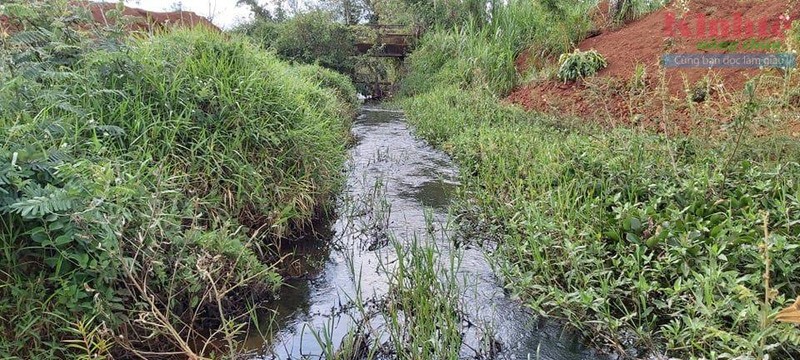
left=246, top=105, right=602, bottom=360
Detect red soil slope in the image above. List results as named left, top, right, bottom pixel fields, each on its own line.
left=86, top=2, right=219, bottom=32
left=508, top=0, right=800, bottom=133
left=0, top=2, right=218, bottom=34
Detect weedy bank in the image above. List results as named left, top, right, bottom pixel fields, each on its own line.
left=400, top=0, right=800, bottom=358
left=0, top=2, right=356, bottom=358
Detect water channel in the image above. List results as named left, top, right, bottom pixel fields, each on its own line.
left=247, top=106, right=604, bottom=360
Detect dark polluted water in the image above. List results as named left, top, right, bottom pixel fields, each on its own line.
left=244, top=105, right=605, bottom=360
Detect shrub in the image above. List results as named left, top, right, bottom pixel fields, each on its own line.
left=0, top=6, right=352, bottom=357
left=271, top=11, right=356, bottom=75
left=233, top=19, right=279, bottom=49
left=557, top=48, right=608, bottom=82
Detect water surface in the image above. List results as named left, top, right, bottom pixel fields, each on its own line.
left=247, top=105, right=604, bottom=360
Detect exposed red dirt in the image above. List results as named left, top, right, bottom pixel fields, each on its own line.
left=85, top=2, right=219, bottom=32
left=0, top=2, right=218, bottom=34
left=514, top=49, right=534, bottom=74
left=508, top=0, right=800, bottom=135
left=581, top=0, right=798, bottom=93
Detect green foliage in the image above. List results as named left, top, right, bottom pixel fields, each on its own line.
left=401, top=85, right=525, bottom=145
left=293, top=63, right=361, bottom=110
left=630, top=63, right=647, bottom=91
left=243, top=11, right=357, bottom=75
left=318, top=0, right=372, bottom=25
left=398, top=0, right=800, bottom=356
left=401, top=29, right=516, bottom=96
left=396, top=0, right=800, bottom=356
left=403, top=86, right=800, bottom=358
left=383, top=237, right=465, bottom=359
left=400, top=0, right=595, bottom=96
left=787, top=20, right=800, bottom=54
left=236, top=0, right=277, bottom=21
left=402, top=0, right=493, bottom=29
left=557, top=49, right=608, bottom=82
left=237, top=15, right=403, bottom=96
left=233, top=19, right=280, bottom=49
left=399, top=0, right=666, bottom=96
left=84, top=29, right=349, bottom=235
left=0, top=2, right=354, bottom=357
left=612, top=0, right=670, bottom=23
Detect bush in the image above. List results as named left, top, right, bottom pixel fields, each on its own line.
left=0, top=6, right=352, bottom=357
left=233, top=19, right=279, bottom=49
left=270, top=11, right=356, bottom=75
left=557, top=49, right=608, bottom=82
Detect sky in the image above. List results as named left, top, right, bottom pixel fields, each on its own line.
left=120, top=0, right=254, bottom=29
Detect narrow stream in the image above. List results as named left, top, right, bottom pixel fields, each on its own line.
left=247, top=105, right=604, bottom=359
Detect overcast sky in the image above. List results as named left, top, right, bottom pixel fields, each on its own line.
left=120, top=0, right=254, bottom=29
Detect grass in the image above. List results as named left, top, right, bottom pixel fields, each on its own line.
left=380, top=229, right=466, bottom=359
left=403, top=83, right=800, bottom=358
left=314, top=236, right=471, bottom=360
left=310, top=208, right=475, bottom=360
left=398, top=0, right=800, bottom=358
left=0, top=3, right=356, bottom=357
left=400, top=0, right=661, bottom=97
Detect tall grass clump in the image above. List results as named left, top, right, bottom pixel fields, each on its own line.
left=293, top=63, right=360, bottom=112
left=379, top=235, right=467, bottom=359
left=0, top=2, right=355, bottom=357
left=83, top=30, right=351, bottom=234
left=401, top=0, right=595, bottom=96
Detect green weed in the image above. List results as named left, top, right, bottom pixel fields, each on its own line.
left=0, top=2, right=355, bottom=357
left=397, top=1, right=800, bottom=357
left=557, top=49, right=608, bottom=82
left=400, top=0, right=595, bottom=96
left=402, top=85, right=800, bottom=358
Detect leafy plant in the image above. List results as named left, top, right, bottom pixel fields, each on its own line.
left=0, top=2, right=356, bottom=358
left=293, top=63, right=361, bottom=111
left=557, top=48, right=608, bottom=82
left=629, top=63, right=647, bottom=92
left=270, top=11, right=356, bottom=75
left=400, top=0, right=597, bottom=96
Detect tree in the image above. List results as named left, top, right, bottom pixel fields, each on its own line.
left=319, top=0, right=368, bottom=25
left=271, top=11, right=356, bottom=74
left=168, top=1, right=184, bottom=11
left=236, top=0, right=273, bottom=21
